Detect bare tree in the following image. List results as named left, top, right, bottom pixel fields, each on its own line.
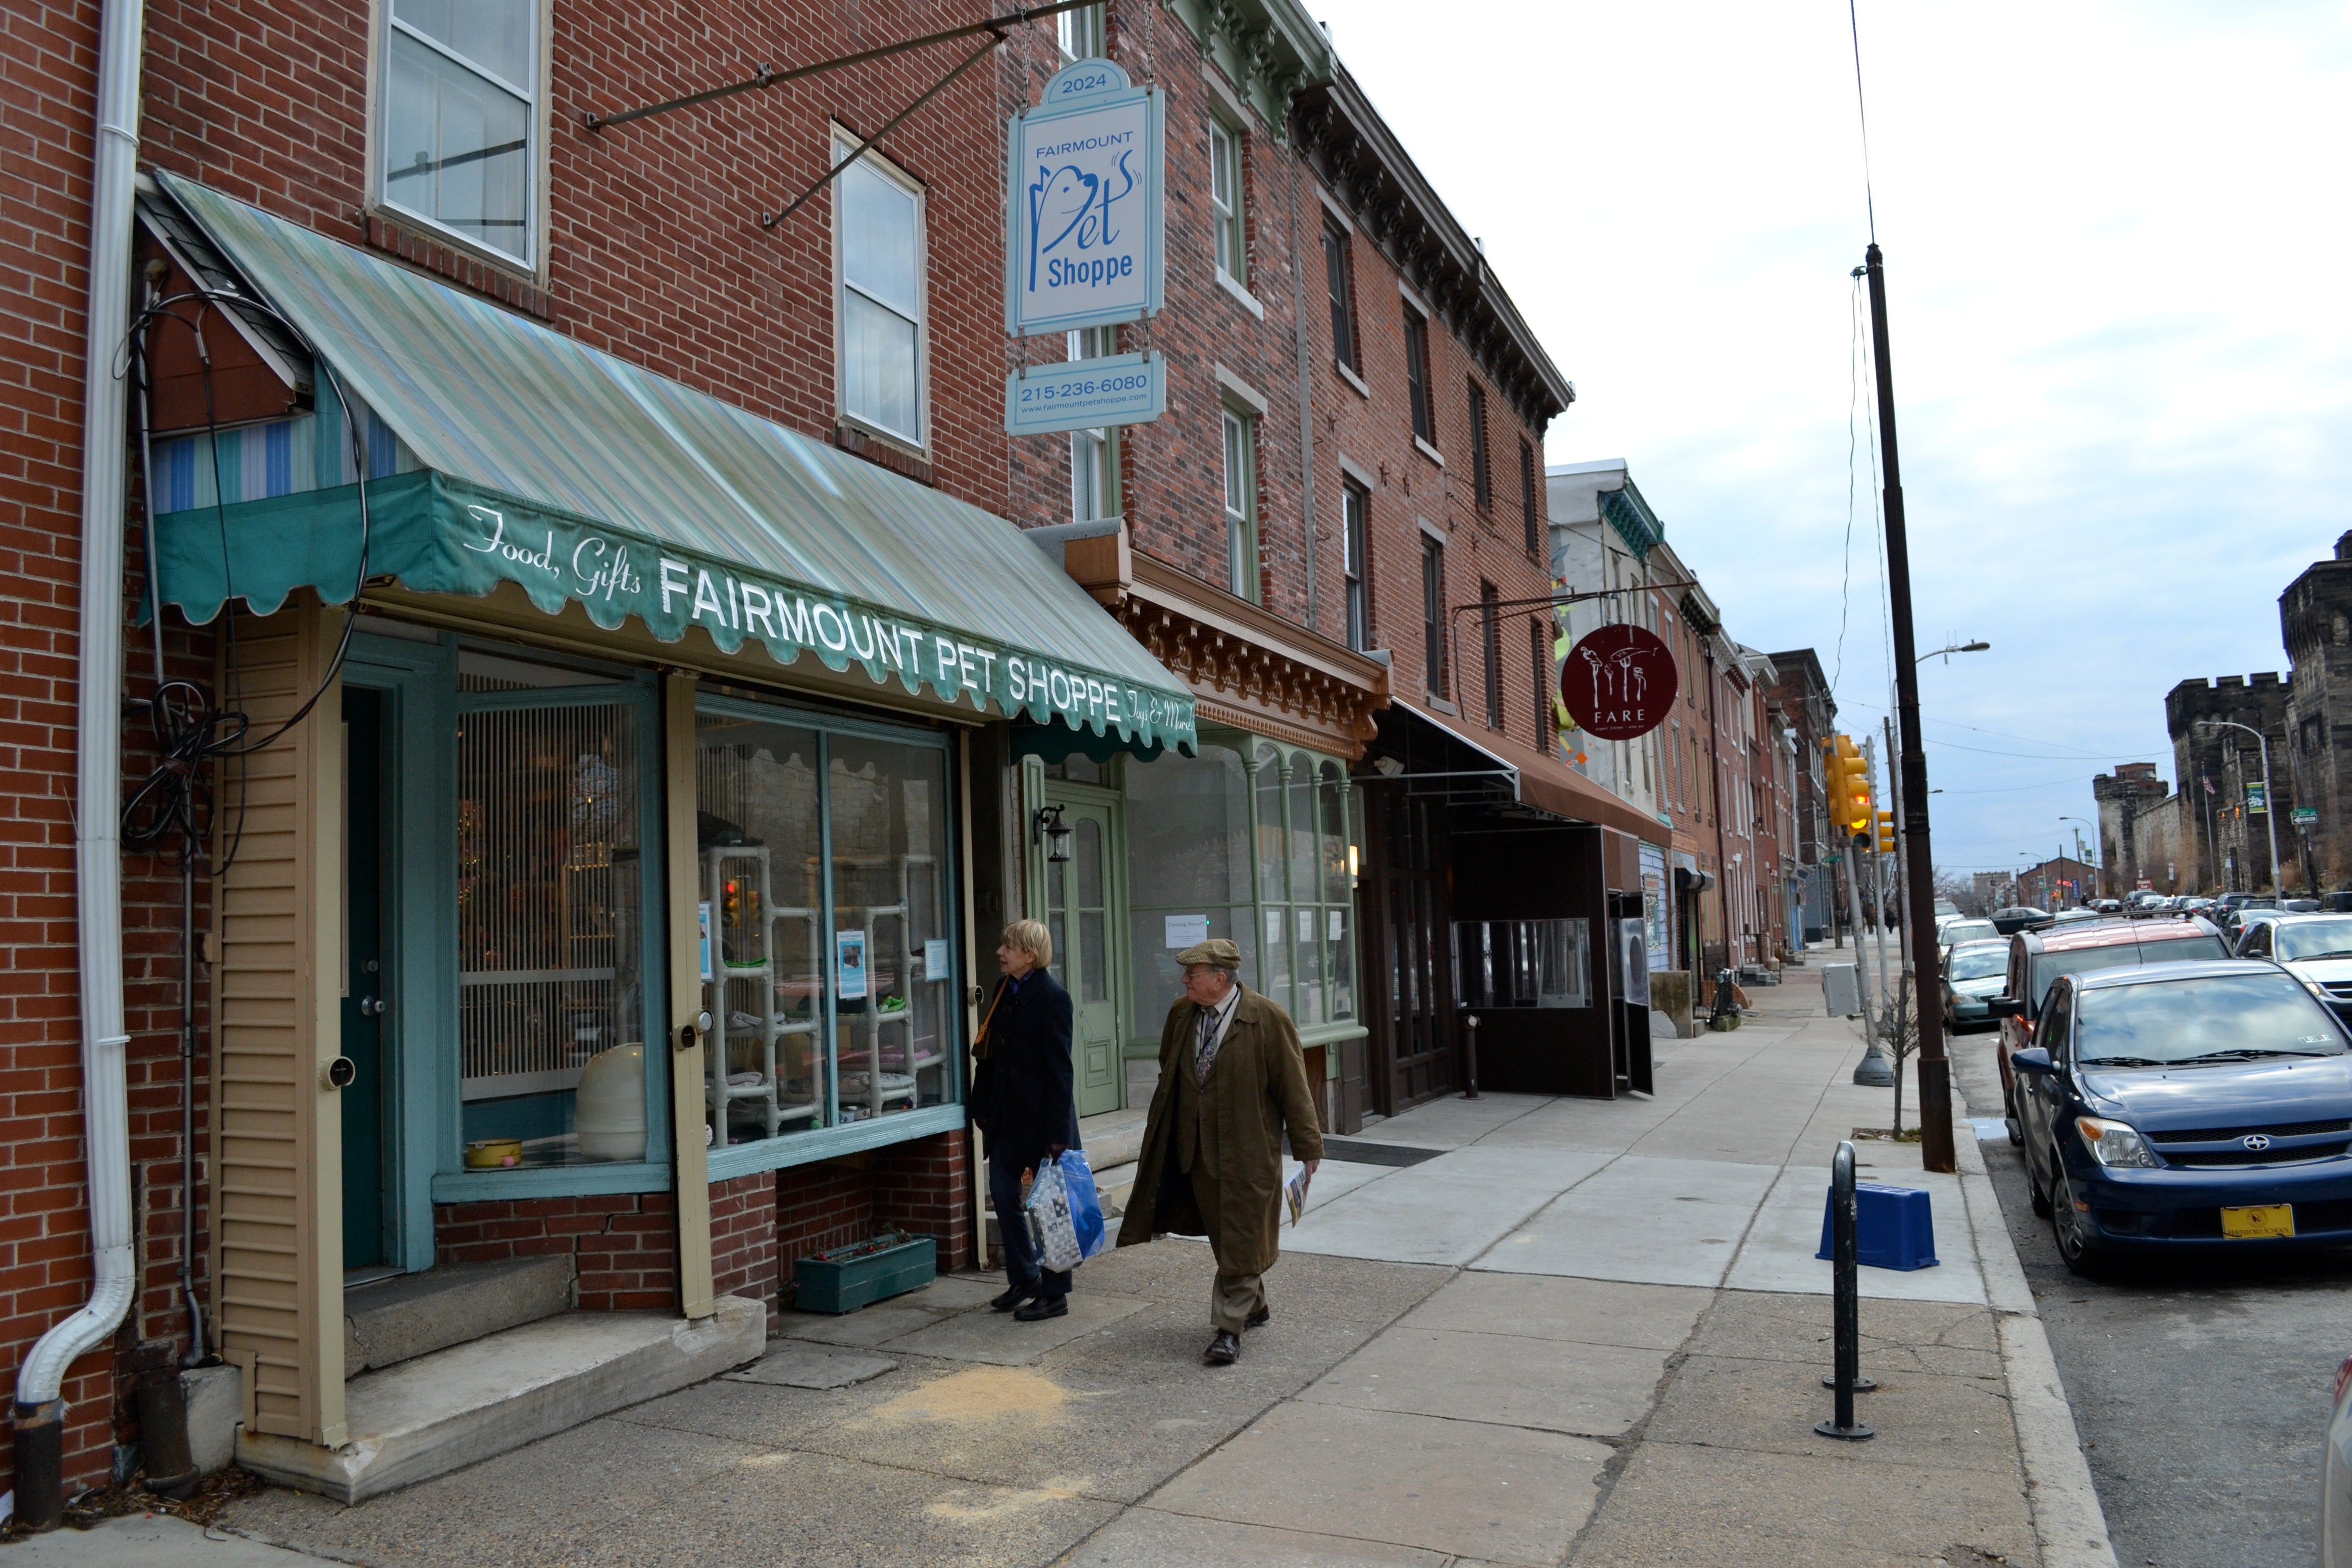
left=1887, top=972, right=1921, bottom=1136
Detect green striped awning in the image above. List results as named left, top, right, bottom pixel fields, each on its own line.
left=149, top=174, right=1195, bottom=751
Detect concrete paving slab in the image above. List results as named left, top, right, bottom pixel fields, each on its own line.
left=12, top=1514, right=338, bottom=1567
left=899, top=1273, right=1009, bottom=1311
left=1348, top=1093, right=1552, bottom=1149
left=1643, top=1352, right=2026, bottom=1475
left=781, top=1301, right=955, bottom=1347
left=1280, top=1154, right=1400, bottom=1213
left=1686, top=1290, right=2003, bottom=1382
left=1061, top=1508, right=1452, bottom=1565
left=1566, top=1440, right=2037, bottom=1567
left=724, top=1342, right=899, bottom=1389
left=1147, top=1399, right=1610, bottom=1566
left=1296, top=1325, right=1668, bottom=1437
left=1398, top=1272, right=1709, bottom=1352
left=1722, top=1167, right=1986, bottom=1305
left=1285, top=1146, right=1615, bottom=1266
left=884, top=1291, right=1150, bottom=1365
left=1471, top=1156, right=1781, bottom=1287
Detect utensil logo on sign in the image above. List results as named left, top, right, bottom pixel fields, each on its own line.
left=1561, top=624, right=1679, bottom=742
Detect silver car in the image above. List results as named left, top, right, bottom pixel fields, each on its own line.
left=2237, top=912, right=2352, bottom=1014
left=1942, top=939, right=2010, bottom=1031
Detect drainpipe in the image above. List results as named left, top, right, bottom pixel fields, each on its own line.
left=14, top=0, right=142, bottom=1530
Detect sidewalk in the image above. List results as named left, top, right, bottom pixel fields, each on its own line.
left=64, top=966, right=2114, bottom=1567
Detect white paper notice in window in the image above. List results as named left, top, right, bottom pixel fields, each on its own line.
left=1164, top=914, right=1209, bottom=949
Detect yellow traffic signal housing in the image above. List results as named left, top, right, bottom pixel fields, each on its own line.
left=1823, top=736, right=1873, bottom=835
left=1875, top=808, right=1895, bottom=854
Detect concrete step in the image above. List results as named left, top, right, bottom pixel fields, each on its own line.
left=1079, top=1106, right=1149, bottom=1170
left=344, top=1255, right=574, bottom=1375
left=241, top=1296, right=765, bottom=1503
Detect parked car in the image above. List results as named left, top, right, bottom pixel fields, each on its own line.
left=2236, top=913, right=2352, bottom=1015
left=1938, top=917, right=2001, bottom=958
left=2003, top=959, right=2352, bottom=1276
left=1991, top=905, right=2052, bottom=935
left=1993, top=917, right=2232, bottom=1144
left=2182, top=896, right=2217, bottom=917
left=2050, top=908, right=2104, bottom=927
left=2225, top=906, right=2289, bottom=948
left=2094, top=899, right=2123, bottom=915
left=1943, top=939, right=2012, bottom=1032
left=2286, top=898, right=2323, bottom=913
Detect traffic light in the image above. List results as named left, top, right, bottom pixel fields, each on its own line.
left=1824, top=736, right=1872, bottom=835
left=1876, top=808, right=1895, bottom=855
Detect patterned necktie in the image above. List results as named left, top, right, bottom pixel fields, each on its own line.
left=1195, top=997, right=1221, bottom=1083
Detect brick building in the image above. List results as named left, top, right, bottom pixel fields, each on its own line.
left=1765, top=649, right=1837, bottom=940
left=2092, top=761, right=2173, bottom=896
left=2278, top=532, right=2352, bottom=888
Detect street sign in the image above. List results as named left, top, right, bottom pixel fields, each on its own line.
left=1560, top=623, right=1677, bottom=740
left=1005, top=350, right=1167, bottom=435
left=2294, top=806, right=2319, bottom=826
left=1006, top=59, right=1164, bottom=337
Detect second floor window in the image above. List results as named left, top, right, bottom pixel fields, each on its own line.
left=1322, top=222, right=1358, bottom=372
left=1520, top=439, right=1539, bottom=552
left=1468, top=383, right=1492, bottom=510
left=1068, top=328, right=1115, bottom=521
left=836, top=139, right=925, bottom=446
left=1057, top=2, right=1105, bottom=59
left=1481, top=581, right=1502, bottom=729
left=1533, top=622, right=1552, bottom=752
left=1222, top=405, right=1258, bottom=601
left=1209, top=120, right=1244, bottom=284
left=1342, top=480, right=1370, bottom=650
left=382, top=0, right=536, bottom=265
left=1404, top=306, right=1435, bottom=445
left=1421, top=536, right=1446, bottom=695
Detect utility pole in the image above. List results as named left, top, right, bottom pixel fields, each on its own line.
left=1863, top=243, right=1954, bottom=1173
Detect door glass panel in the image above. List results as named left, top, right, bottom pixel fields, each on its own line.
left=1255, top=756, right=1286, bottom=902
left=457, top=697, right=645, bottom=1165
left=829, top=733, right=952, bottom=1122
left=1296, top=904, right=1324, bottom=1025
left=1288, top=764, right=1316, bottom=907
left=1320, top=769, right=1351, bottom=904
left=1076, top=818, right=1108, bottom=1004
left=1329, top=905, right=1353, bottom=1020
left=1124, top=744, right=1254, bottom=1038
left=694, top=713, right=825, bottom=1148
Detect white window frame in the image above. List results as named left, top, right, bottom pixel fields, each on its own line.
left=830, top=131, right=930, bottom=452
left=1222, top=402, right=1258, bottom=602
left=1342, top=479, right=1370, bottom=651
left=1067, top=327, right=1117, bottom=521
left=1208, top=117, right=1245, bottom=288
left=373, top=0, right=549, bottom=275
left=1057, top=3, right=1106, bottom=61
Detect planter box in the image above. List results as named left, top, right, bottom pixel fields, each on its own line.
left=794, top=1234, right=936, bottom=1315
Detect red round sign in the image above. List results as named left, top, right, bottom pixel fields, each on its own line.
left=1561, top=624, right=1679, bottom=741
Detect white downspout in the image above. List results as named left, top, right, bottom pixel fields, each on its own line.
left=14, top=0, right=142, bottom=1523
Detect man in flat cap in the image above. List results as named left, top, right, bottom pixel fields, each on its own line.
left=1117, top=937, right=1322, bottom=1366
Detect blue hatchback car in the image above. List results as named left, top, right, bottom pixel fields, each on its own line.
left=2004, top=959, right=2352, bottom=1276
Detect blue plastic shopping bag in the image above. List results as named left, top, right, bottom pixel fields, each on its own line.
left=1058, top=1149, right=1110, bottom=1262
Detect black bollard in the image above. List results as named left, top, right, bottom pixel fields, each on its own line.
left=1815, top=1139, right=1875, bottom=1440
left=1460, top=1013, right=1480, bottom=1099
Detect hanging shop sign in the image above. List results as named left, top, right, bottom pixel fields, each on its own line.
left=1560, top=623, right=1678, bottom=741
left=1006, top=58, right=1165, bottom=337
left=1006, top=349, right=1167, bottom=436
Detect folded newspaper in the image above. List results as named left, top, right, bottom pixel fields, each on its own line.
left=1284, top=1166, right=1313, bottom=1224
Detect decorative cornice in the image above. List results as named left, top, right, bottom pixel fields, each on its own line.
left=1163, top=0, right=1334, bottom=134
left=1106, top=553, right=1390, bottom=758
left=1292, top=68, right=1574, bottom=432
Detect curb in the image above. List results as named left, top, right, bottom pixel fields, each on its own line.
left=1954, top=1094, right=2119, bottom=1568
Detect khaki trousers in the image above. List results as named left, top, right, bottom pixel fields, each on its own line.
left=1188, top=1166, right=1265, bottom=1334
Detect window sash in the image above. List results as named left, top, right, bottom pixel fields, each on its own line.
left=1342, top=483, right=1369, bottom=651
left=1481, top=584, right=1502, bottom=729
left=1209, top=122, right=1241, bottom=280
left=381, top=4, right=536, bottom=266
left=1324, top=226, right=1356, bottom=370
left=1056, top=3, right=1105, bottom=59
left=1223, top=408, right=1256, bottom=599
left=1468, top=386, right=1492, bottom=510
left=1520, top=440, right=1539, bottom=551
left=1422, top=538, right=1444, bottom=693
left=835, top=141, right=924, bottom=445
left=1405, top=309, right=1434, bottom=442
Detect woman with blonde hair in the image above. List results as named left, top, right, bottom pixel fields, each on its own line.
left=966, top=918, right=1081, bottom=1319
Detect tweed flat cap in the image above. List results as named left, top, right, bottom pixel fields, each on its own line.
left=1174, top=938, right=1242, bottom=970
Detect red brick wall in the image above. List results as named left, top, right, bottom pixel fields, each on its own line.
left=433, top=1194, right=677, bottom=1312
left=710, top=1171, right=778, bottom=1330
left=772, top=1131, right=972, bottom=1309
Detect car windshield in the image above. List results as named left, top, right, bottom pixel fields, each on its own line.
left=1943, top=921, right=1998, bottom=946
left=1948, top=946, right=2007, bottom=981
left=2074, top=972, right=2347, bottom=1066
left=2028, top=934, right=2227, bottom=1006
left=2274, top=918, right=2352, bottom=961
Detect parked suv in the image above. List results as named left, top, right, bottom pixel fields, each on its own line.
left=1994, top=917, right=2231, bottom=1143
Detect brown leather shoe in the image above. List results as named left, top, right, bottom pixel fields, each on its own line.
left=1244, top=1305, right=1270, bottom=1329
left=1203, top=1330, right=1240, bottom=1366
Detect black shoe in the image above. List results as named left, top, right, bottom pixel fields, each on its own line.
left=1013, top=1295, right=1068, bottom=1322
left=990, top=1284, right=1038, bottom=1312
left=1203, top=1330, right=1240, bottom=1365
left=1244, top=1305, right=1270, bottom=1329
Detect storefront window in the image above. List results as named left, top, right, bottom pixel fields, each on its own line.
left=455, top=656, right=656, bottom=1168
left=1125, top=743, right=1255, bottom=1042
left=1454, top=918, right=1591, bottom=1009
left=695, top=700, right=957, bottom=1158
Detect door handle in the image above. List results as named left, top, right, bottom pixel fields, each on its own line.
left=359, top=996, right=387, bottom=1017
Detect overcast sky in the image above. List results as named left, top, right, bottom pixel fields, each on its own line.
left=1313, top=0, right=2352, bottom=877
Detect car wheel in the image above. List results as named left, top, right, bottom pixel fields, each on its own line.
left=2050, top=1162, right=2105, bottom=1278
left=2002, top=1080, right=2025, bottom=1147
left=2024, top=1145, right=2052, bottom=1218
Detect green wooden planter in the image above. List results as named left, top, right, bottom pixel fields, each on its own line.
left=794, top=1232, right=937, bottom=1314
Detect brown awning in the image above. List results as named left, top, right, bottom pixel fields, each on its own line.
left=1381, top=699, right=1672, bottom=846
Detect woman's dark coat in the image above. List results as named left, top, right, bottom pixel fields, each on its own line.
left=966, top=967, right=1081, bottom=1170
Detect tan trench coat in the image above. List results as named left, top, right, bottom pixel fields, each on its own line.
left=1115, top=984, right=1324, bottom=1275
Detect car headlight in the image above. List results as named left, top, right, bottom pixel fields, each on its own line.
left=2075, top=1116, right=2160, bottom=1169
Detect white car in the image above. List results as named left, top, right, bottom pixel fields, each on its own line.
left=2237, top=913, right=2352, bottom=1014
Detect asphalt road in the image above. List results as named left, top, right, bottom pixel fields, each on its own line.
left=1951, top=1030, right=2352, bottom=1568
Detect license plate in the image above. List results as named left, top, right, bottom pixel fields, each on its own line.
left=2221, top=1204, right=2295, bottom=1239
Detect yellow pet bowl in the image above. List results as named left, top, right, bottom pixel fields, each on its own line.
left=463, top=1138, right=523, bottom=1170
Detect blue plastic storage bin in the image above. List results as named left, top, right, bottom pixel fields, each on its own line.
left=1816, top=1181, right=1939, bottom=1271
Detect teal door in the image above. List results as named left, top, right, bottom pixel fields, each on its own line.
left=1044, top=798, right=1125, bottom=1117
left=341, top=688, right=389, bottom=1271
